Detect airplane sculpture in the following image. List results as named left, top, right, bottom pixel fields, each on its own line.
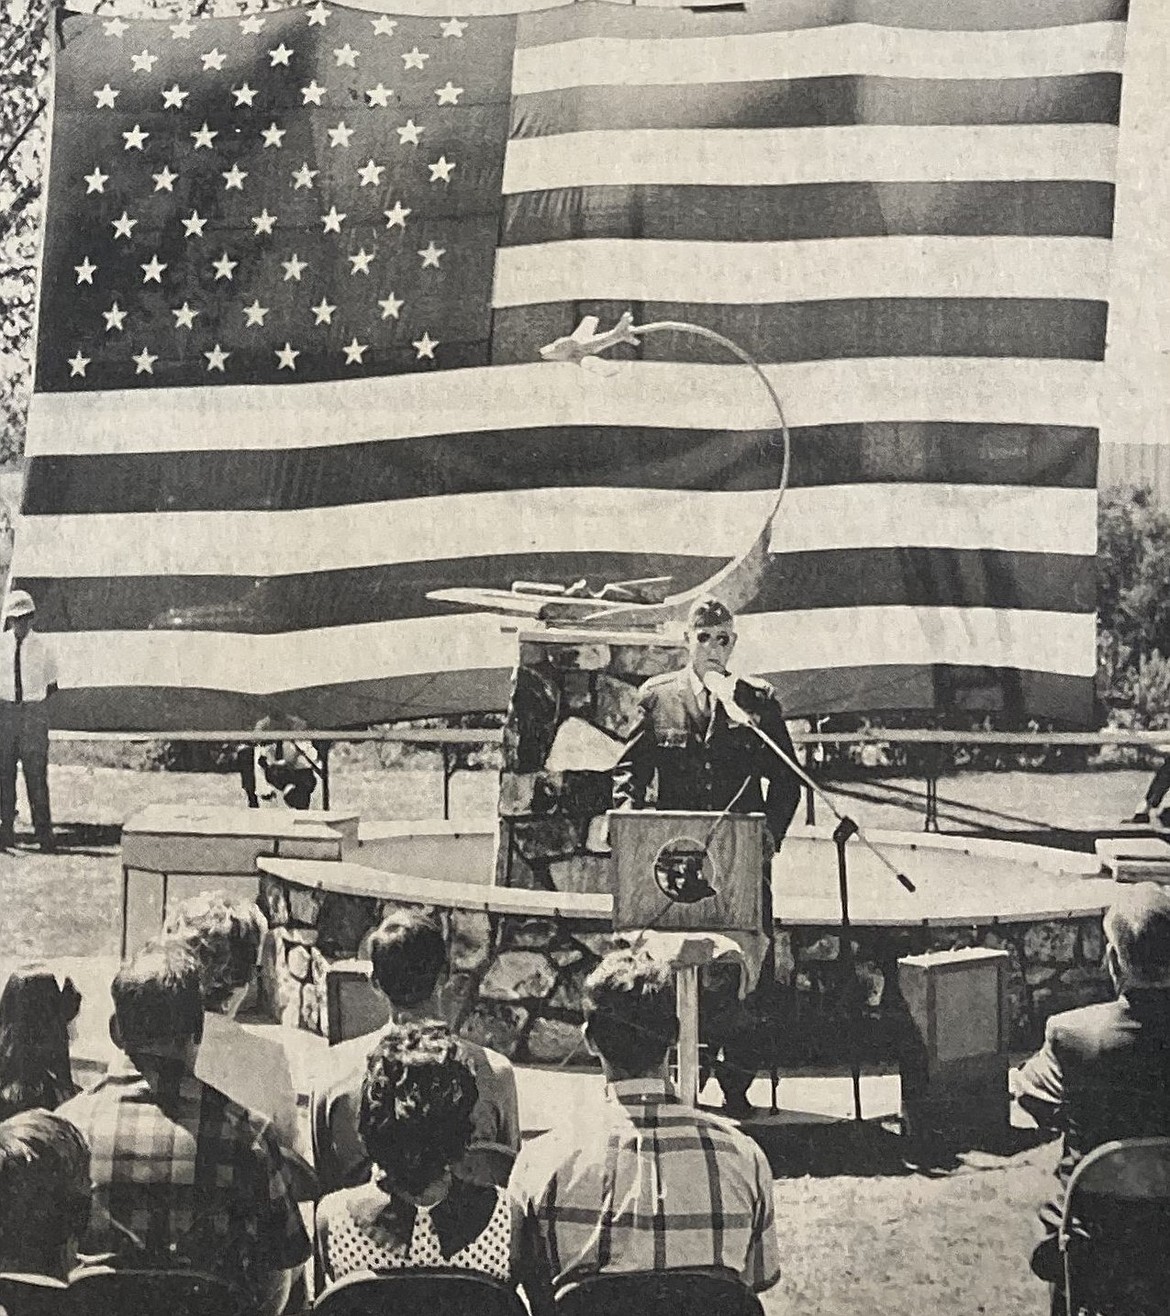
left=427, top=312, right=791, bottom=631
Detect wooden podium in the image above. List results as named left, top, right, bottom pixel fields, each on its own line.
left=609, top=810, right=766, bottom=1105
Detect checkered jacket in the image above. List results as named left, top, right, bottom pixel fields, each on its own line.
left=509, top=1078, right=780, bottom=1306
left=59, top=1055, right=310, bottom=1296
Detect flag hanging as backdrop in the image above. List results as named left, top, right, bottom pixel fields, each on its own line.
left=17, top=0, right=1122, bottom=731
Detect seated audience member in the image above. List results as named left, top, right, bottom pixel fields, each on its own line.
left=58, top=942, right=309, bottom=1315
left=1014, top=883, right=1170, bottom=1303
left=313, top=909, right=519, bottom=1190
left=238, top=717, right=321, bottom=811
left=0, top=1110, right=90, bottom=1308
left=509, top=947, right=781, bottom=1316
left=316, top=1022, right=512, bottom=1286
left=0, top=966, right=82, bottom=1120
left=163, top=892, right=299, bottom=1153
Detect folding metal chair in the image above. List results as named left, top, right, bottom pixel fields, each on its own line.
left=554, top=1265, right=765, bottom=1316
left=311, top=1268, right=527, bottom=1316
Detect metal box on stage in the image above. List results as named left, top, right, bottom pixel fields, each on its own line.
left=898, top=947, right=1011, bottom=1141
left=609, top=809, right=765, bottom=934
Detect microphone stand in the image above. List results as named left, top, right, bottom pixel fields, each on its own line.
left=708, top=677, right=916, bottom=1121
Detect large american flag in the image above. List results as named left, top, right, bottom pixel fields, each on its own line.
left=16, top=0, right=1123, bottom=731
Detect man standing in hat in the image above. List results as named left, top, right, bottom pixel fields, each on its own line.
left=0, top=590, right=59, bottom=851
left=613, top=597, right=802, bottom=1115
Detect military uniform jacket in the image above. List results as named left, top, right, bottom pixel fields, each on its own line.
left=612, top=668, right=802, bottom=846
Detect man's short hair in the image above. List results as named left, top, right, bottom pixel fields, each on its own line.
left=685, top=596, right=734, bottom=631
left=112, top=941, right=205, bottom=1054
left=368, top=908, right=447, bottom=1008
left=0, top=1109, right=91, bottom=1262
left=164, top=891, right=267, bottom=1012
left=1105, top=883, right=1170, bottom=987
left=583, top=947, right=678, bottom=1075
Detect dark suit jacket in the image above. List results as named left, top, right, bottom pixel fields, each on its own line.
left=1015, top=989, right=1170, bottom=1253
left=612, top=667, right=802, bottom=847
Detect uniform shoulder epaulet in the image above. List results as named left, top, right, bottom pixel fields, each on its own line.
left=639, top=671, right=680, bottom=693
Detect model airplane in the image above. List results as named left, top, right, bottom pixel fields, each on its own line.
left=538, top=312, right=640, bottom=363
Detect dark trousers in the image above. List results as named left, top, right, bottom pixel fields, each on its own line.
left=0, top=701, right=52, bottom=839
left=1146, top=760, right=1170, bottom=811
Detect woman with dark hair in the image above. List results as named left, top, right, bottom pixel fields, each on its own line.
left=315, top=1022, right=513, bottom=1285
left=0, top=967, right=81, bottom=1120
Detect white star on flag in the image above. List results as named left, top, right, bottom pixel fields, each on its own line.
left=132, top=347, right=157, bottom=374
left=103, top=302, right=127, bottom=332
left=251, top=209, right=277, bottom=235
left=204, top=344, right=229, bottom=371
left=440, top=17, right=468, bottom=37
left=282, top=253, right=308, bottom=281
left=94, top=83, right=120, bottom=108
left=141, top=255, right=167, bottom=283
left=357, top=160, right=384, bottom=187
left=328, top=121, right=355, bottom=148
left=240, top=15, right=266, bottom=33
left=131, top=49, right=159, bottom=73
left=202, top=48, right=227, bottom=71
left=233, top=84, right=258, bottom=107
left=222, top=164, right=248, bottom=190
left=74, top=257, right=97, bottom=284
left=68, top=351, right=90, bottom=376
left=383, top=201, right=410, bottom=228
left=183, top=210, right=208, bottom=237
left=262, top=123, right=286, bottom=148
left=111, top=211, right=137, bottom=240
left=348, top=248, right=374, bottom=274
left=243, top=300, right=269, bottom=326
left=84, top=167, right=109, bottom=194
left=334, top=43, right=359, bottom=67
left=343, top=337, right=368, bottom=363
left=378, top=292, right=403, bottom=318
left=212, top=252, right=238, bottom=280
left=396, top=120, right=423, bottom=146
left=191, top=123, right=218, bottom=149
left=276, top=342, right=300, bottom=369
left=169, top=19, right=194, bottom=39
left=301, top=81, right=327, bottom=106
left=161, top=84, right=188, bottom=108
left=103, top=17, right=129, bottom=38
left=152, top=166, right=178, bottom=192
left=268, top=43, right=294, bottom=66
left=402, top=47, right=428, bottom=69
left=320, top=206, right=346, bottom=233
left=413, top=331, right=438, bottom=358
left=306, top=3, right=331, bottom=25
left=418, top=241, right=444, bottom=268
left=122, top=124, right=149, bottom=150
left=371, top=16, right=396, bottom=35
left=366, top=84, right=392, bottom=108
left=172, top=303, right=199, bottom=328
left=428, top=156, right=455, bottom=182
left=312, top=299, right=337, bottom=324
left=292, top=163, right=318, bottom=189
left=435, top=82, right=463, bottom=105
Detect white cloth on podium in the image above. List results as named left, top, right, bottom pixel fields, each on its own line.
left=631, top=931, right=750, bottom=1000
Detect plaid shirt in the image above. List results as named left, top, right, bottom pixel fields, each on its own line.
left=509, top=1078, right=780, bottom=1309
left=58, top=1055, right=310, bottom=1296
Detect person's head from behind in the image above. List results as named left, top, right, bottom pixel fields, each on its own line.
left=583, top=947, right=678, bottom=1080
left=0, top=967, right=82, bottom=1118
left=164, top=891, right=266, bottom=1017
left=110, top=941, right=204, bottom=1064
left=368, top=908, right=448, bottom=1014
left=1104, top=883, right=1170, bottom=992
left=0, top=1110, right=91, bottom=1279
left=358, top=1022, right=478, bottom=1199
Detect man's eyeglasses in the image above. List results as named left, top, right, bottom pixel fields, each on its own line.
left=695, top=631, right=732, bottom=647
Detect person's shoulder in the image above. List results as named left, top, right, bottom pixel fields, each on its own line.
left=640, top=670, right=685, bottom=698
left=687, top=1107, right=771, bottom=1164
left=735, top=674, right=779, bottom=703
left=458, top=1038, right=515, bottom=1079
left=1045, top=998, right=1127, bottom=1048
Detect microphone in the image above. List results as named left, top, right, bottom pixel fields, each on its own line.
left=702, top=670, right=755, bottom=727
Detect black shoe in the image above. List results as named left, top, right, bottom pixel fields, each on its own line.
left=36, top=834, right=57, bottom=854
left=721, top=1092, right=757, bottom=1121
left=0, top=831, right=13, bottom=850
left=1130, top=810, right=1151, bottom=824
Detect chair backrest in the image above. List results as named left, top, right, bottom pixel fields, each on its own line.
left=312, top=1270, right=528, bottom=1316
left=1060, top=1138, right=1170, bottom=1316
left=68, top=1267, right=247, bottom=1316
left=554, top=1267, right=764, bottom=1316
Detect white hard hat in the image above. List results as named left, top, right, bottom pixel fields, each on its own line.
left=3, top=590, right=35, bottom=620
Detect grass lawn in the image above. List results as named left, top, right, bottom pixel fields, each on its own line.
left=2, top=761, right=1132, bottom=1315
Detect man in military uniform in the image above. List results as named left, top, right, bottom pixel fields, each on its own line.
left=612, top=597, right=802, bottom=1115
